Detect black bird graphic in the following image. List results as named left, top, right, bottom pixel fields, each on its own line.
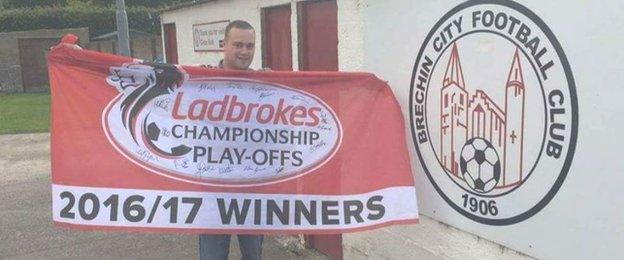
left=117, top=62, right=191, bottom=157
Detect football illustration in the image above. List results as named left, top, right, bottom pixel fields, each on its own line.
left=459, top=138, right=501, bottom=193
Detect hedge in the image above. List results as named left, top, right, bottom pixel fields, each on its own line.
left=0, top=5, right=160, bottom=37
left=1, top=0, right=68, bottom=9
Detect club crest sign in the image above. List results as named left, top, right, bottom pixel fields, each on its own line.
left=409, top=0, right=577, bottom=225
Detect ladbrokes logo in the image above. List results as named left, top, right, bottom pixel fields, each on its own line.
left=103, top=63, right=341, bottom=187
left=409, top=0, right=577, bottom=225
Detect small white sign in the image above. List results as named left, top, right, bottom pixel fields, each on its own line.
left=193, top=20, right=229, bottom=52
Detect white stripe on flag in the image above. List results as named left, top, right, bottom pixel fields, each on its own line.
left=52, top=184, right=418, bottom=231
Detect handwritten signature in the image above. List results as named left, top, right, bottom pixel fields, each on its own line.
left=251, top=85, right=273, bottom=93
left=153, top=98, right=170, bottom=110
left=292, top=95, right=310, bottom=104
left=135, top=149, right=157, bottom=162
left=320, top=113, right=329, bottom=124
left=227, top=83, right=244, bottom=90
left=160, top=127, right=171, bottom=137
left=219, top=166, right=234, bottom=174
left=243, top=166, right=267, bottom=174
left=174, top=159, right=190, bottom=169
left=108, top=69, right=138, bottom=90
left=310, top=141, right=328, bottom=152
left=199, top=84, right=217, bottom=92
left=196, top=163, right=216, bottom=175
left=259, top=92, right=275, bottom=99
left=316, top=125, right=332, bottom=131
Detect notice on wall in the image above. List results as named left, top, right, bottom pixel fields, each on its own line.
left=193, top=20, right=229, bottom=52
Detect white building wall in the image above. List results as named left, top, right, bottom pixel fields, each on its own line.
left=159, top=1, right=533, bottom=259
left=336, top=0, right=365, bottom=71
left=161, top=0, right=279, bottom=67
left=354, top=0, right=624, bottom=259
left=160, top=0, right=365, bottom=71
left=161, top=0, right=624, bottom=259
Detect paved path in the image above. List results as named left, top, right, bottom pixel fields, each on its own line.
left=0, top=133, right=328, bottom=260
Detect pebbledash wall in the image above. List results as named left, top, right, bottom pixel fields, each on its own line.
left=160, top=0, right=623, bottom=259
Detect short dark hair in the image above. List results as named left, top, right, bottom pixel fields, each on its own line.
left=224, top=20, right=254, bottom=41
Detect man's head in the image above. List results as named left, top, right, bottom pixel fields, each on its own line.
left=222, top=20, right=255, bottom=70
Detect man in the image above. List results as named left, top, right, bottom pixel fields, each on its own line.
left=198, top=20, right=264, bottom=260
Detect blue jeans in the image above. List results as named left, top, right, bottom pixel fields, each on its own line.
left=198, top=234, right=263, bottom=260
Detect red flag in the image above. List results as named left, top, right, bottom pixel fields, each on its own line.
left=48, top=41, right=418, bottom=234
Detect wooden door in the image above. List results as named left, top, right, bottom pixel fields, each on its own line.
left=298, top=0, right=338, bottom=71
left=163, top=23, right=178, bottom=64
left=262, top=4, right=293, bottom=70
left=18, top=37, right=60, bottom=92
left=298, top=1, right=342, bottom=259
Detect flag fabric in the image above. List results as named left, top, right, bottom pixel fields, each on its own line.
left=48, top=40, right=418, bottom=234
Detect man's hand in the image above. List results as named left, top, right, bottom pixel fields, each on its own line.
left=59, top=43, right=83, bottom=50
left=51, top=33, right=83, bottom=51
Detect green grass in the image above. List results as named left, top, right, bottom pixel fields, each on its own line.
left=0, top=93, right=50, bottom=134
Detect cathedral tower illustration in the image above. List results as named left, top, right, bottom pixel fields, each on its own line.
left=440, top=44, right=468, bottom=176
left=503, top=49, right=525, bottom=186
left=440, top=43, right=526, bottom=188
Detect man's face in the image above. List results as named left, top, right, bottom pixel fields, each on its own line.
left=223, top=28, right=255, bottom=70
